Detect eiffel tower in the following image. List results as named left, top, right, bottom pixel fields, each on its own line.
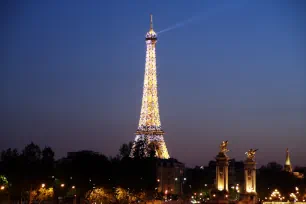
left=284, top=148, right=292, bottom=172
left=130, top=15, right=170, bottom=159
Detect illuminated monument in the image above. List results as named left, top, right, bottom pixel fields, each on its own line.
left=216, top=141, right=229, bottom=192
left=237, top=149, right=258, bottom=204
left=210, top=141, right=229, bottom=204
left=243, top=149, right=257, bottom=194
left=284, top=148, right=292, bottom=172
left=130, top=15, right=170, bottom=159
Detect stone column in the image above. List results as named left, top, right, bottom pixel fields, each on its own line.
left=244, top=159, right=256, bottom=193
left=216, top=153, right=229, bottom=192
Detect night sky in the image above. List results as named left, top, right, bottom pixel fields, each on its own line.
left=1, top=0, right=306, bottom=167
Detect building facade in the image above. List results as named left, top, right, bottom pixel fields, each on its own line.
left=157, top=159, right=185, bottom=195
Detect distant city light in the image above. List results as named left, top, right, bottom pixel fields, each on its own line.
left=60, top=184, right=65, bottom=187
left=41, top=183, right=45, bottom=188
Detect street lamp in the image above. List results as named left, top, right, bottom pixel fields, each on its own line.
left=72, top=186, right=75, bottom=189
left=60, top=184, right=65, bottom=188
left=0, top=186, right=4, bottom=190
left=41, top=183, right=45, bottom=188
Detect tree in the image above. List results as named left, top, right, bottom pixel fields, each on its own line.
left=0, top=148, right=19, bottom=178
left=55, top=150, right=111, bottom=199
left=119, top=142, right=133, bottom=159
left=42, top=147, right=54, bottom=162
left=85, top=188, right=112, bottom=203
left=1, top=148, right=19, bottom=161
left=41, top=147, right=55, bottom=178
left=0, top=148, right=22, bottom=199
left=132, top=137, right=148, bottom=159
left=22, top=142, right=41, bottom=162
left=31, top=187, right=54, bottom=204
left=148, top=142, right=159, bottom=158
left=0, top=175, right=8, bottom=187
left=115, top=187, right=131, bottom=204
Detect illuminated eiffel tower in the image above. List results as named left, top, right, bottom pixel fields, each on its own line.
left=284, top=148, right=292, bottom=172
left=130, top=15, right=170, bottom=159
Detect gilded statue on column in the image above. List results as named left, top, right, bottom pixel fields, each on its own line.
left=219, top=141, right=229, bottom=154
left=245, top=149, right=258, bottom=160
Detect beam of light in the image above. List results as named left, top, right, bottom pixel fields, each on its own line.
left=157, top=1, right=248, bottom=35
left=157, top=15, right=200, bottom=34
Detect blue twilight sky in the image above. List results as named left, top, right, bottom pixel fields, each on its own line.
left=1, top=0, right=305, bottom=167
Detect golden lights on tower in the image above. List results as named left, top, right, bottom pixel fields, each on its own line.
left=131, top=15, right=170, bottom=159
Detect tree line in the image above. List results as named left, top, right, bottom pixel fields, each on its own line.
left=0, top=141, right=160, bottom=203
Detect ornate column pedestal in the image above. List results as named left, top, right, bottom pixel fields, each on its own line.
left=240, top=149, right=258, bottom=204
left=209, top=141, right=230, bottom=204
left=216, top=153, right=229, bottom=192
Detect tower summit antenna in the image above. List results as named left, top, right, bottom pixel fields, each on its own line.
left=150, top=14, right=153, bottom=30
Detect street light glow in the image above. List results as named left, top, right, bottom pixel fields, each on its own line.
left=41, top=183, right=45, bottom=188
left=61, top=184, right=65, bottom=187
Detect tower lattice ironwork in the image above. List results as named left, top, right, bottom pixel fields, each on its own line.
left=130, top=15, right=170, bottom=159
